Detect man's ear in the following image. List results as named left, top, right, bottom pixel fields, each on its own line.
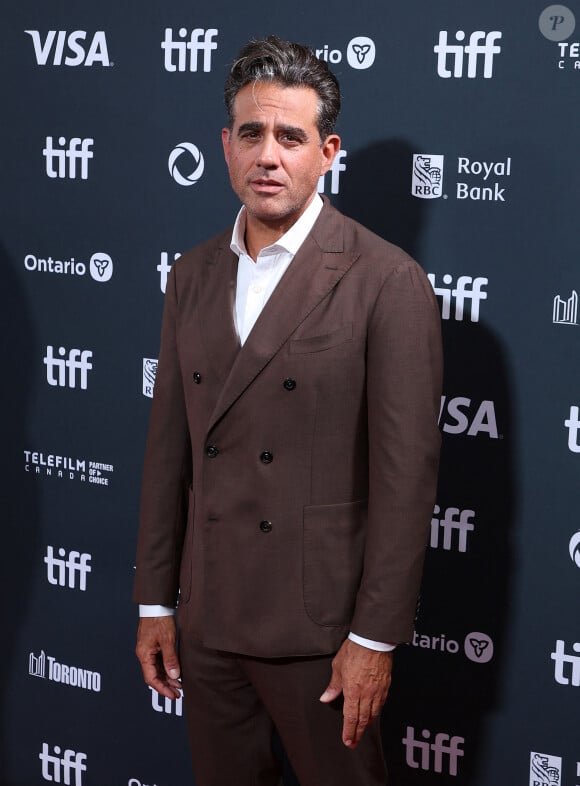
left=221, top=128, right=231, bottom=164
left=320, top=134, right=342, bottom=175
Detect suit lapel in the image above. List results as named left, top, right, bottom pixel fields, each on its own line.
left=197, top=237, right=240, bottom=385
left=206, top=203, right=359, bottom=434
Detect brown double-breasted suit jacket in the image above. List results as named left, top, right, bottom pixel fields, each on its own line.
left=133, top=199, right=443, bottom=658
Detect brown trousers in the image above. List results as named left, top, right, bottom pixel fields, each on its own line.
left=178, top=632, right=388, bottom=786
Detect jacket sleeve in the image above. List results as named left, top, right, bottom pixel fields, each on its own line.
left=133, top=261, right=192, bottom=606
left=350, top=258, right=442, bottom=643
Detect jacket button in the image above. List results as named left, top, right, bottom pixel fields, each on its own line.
left=259, top=520, right=272, bottom=533
left=206, top=445, right=219, bottom=458
left=283, top=378, right=296, bottom=391
left=260, top=451, right=273, bottom=464
left=193, top=371, right=202, bottom=384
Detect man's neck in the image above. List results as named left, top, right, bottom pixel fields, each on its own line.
left=243, top=196, right=316, bottom=261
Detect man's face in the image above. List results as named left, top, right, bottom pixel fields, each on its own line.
left=222, top=81, right=340, bottom=233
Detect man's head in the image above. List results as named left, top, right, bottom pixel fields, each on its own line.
left=224, top=36, right=341, bottom=141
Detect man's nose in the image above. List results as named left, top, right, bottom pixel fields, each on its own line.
left=256, top=136, right=279, bottom=168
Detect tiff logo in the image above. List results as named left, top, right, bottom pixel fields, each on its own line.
left=162, top=28, right=218, bottom=72
left=553, top=290, right=578, bottom=325
left=565, top=406, right=580, bottom=453
left=44, top=346, right=93, bottom=389
left=427, top=273, right=488, bottom=322
left=435, top=30, right=502, bottom=78
left=403, top=726, right=465, bottom=775
left=158, top=251, right=180, bottom=293
left=150, top=685, right=183, bottom=716
left=430, top=506, right=475, bottom=552
left=551, top=639, right=580, bottom=686
left=318, top=149, right=347, bottom=194
left=25, top=30, right=110, bottom=66
left=45, top=546, right=92, bottom=591
left=39, top=743, right=87, bottom=786
left=44, top=137, right=94, bottom=179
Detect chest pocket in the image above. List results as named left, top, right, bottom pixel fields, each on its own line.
left=289, top=323, right=353, bottom=354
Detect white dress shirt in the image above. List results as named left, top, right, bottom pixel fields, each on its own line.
left=140, top=194, right=395, bottom=652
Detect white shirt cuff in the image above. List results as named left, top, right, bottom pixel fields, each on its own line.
left=139, top=604, right=175, bottom=617
left=348, top=632, right=396, bottom=651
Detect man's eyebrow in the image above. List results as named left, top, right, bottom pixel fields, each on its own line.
left=237, top=121, right=264, bottom=135
left=236, top=121, right=308, bottom=140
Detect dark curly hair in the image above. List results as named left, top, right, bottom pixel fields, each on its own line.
left=224, top=35, right=341, bottom=140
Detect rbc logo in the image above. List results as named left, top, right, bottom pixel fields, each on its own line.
left=161, top=28, right=218, bottom=72
left=412, top=154, right=444, bottom=199
left=434, top=30, right=502, bottom=78
left=25, top=30, right=110, bottom=66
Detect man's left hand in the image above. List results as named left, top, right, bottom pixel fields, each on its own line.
left=319, top=638, right=393, bottom=749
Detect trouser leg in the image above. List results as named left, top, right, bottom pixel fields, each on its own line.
left=179, top=634, right=281, bottom=786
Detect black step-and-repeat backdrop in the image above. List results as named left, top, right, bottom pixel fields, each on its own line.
left=2, top=2, right=579, bottom=784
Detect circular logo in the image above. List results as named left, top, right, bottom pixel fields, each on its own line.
left=539, top=5, right=576, bottom=41
left=569, top=531, right=580, bottom=567
left=464, top=632, right=494, bottom=663
left=89, top=252, right=113, bottom=282
left=168, top=142, right=205, bottom=186
left=346, top=37, right=376, bottom=70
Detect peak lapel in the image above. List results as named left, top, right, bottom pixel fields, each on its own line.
left=206, top=204, right=359, bottom=434
left=197, top=240, right=240, bottom=384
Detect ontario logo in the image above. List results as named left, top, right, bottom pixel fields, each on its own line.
left=412, top=154, right=444, bottom=199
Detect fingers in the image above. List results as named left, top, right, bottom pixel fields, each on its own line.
left=136, top=616, right=182, bottom=701
left=341, top=687, right=387, bottom=748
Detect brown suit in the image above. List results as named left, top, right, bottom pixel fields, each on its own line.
left=134, top=199, right=442, bottom=658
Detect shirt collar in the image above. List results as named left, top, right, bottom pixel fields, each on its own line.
left=230, top=194, right=324, bottom=258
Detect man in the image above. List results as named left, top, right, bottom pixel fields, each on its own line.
left=134, top=36, right=442, bottom=786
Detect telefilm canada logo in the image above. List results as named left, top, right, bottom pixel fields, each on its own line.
left=143, top=358, right=158, bottom=398
left=29, top=650, right=101, bottom=692
left=169, top=142, right=205, bottom=186
left=315, top=36, right=376, bottom=69
left=412, top=153, right=512, bottom=202
left=529, top=751, right=562, bottom=786
left=538, top=5, right=579, bottom=71
left=24, top=449, right=114, bottom=486
left=24, top=252, right=113, bottom=282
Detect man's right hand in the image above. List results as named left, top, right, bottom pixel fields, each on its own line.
left=136, top=615, right=182, bottom=700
